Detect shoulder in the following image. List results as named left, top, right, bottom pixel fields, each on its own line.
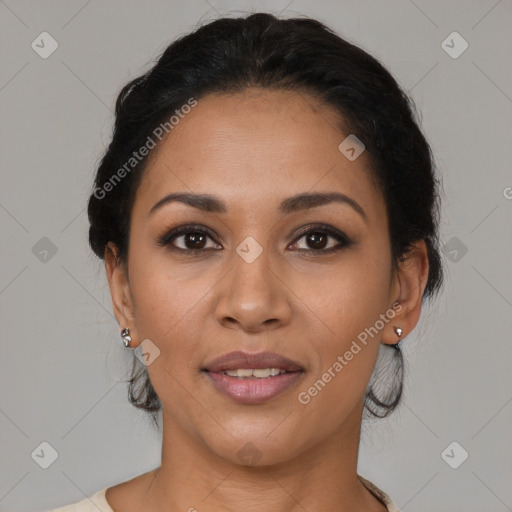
left=50, top=468, right=157, bottom=511
left=358, top=474, right=401, bottom=512
left=49, top=487, right=113, bottom=512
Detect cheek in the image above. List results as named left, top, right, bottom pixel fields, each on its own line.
left=293, top=238, right=392, bottom=394
left=293, top=264, right=391, bottom=433
left=127, top=245, right=202, bottom=346
left=293, top=238, right=392, bottom=340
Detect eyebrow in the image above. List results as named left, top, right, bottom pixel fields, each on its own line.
left=149, top=191, right=366, bottom=220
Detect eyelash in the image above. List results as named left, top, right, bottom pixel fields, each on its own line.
left=157, top=223, right=352, bottom=256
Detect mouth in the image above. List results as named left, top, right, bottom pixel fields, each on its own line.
left=216, top=368, right=291, bottom=378
left=201, top=350, right=305, bottom=404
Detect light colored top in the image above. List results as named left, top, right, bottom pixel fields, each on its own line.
left=50, top=475, right=400, bottom=512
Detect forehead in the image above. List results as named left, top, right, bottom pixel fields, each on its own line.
left=132, top=89, right=384, bottom=218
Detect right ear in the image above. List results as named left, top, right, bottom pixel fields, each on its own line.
left=104, top=242, right=139, bottom=345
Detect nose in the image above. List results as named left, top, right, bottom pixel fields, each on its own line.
left=214, top=248, right=293, bottom=333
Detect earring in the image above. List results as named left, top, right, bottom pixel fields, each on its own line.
left=120, top=328, right=132, bottom=348
left=391, top=326, right=403, bottom=351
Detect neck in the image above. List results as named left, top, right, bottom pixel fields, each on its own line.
left=140, top=401, right=386, bottom=512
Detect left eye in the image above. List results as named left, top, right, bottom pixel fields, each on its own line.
left=289, top=226, right=350, bottom=252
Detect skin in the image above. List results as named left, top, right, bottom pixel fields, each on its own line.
left=104, top=89, right=429, bottom=512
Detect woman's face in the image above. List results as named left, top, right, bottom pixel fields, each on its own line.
left=108, top=89, right=407, bottom=465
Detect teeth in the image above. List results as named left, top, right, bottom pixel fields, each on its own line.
left=223, top=368, right=287, bottom=378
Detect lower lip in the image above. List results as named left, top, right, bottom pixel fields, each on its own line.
left=204, top=371, right=304, bottom=404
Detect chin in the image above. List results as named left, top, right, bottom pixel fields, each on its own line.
left=200, top=427, right=309, bottom=468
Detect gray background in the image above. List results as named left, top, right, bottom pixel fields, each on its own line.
left=1, top=1, right=511, bottom=511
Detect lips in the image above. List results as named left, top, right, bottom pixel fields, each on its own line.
left=201, top=350, right=305, bottom=404
left=202, top=350, right=304, bottom=373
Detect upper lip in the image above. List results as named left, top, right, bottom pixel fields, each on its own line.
left=202, top=350, right=304, bottom=373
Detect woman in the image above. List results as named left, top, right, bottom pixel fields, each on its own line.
left=52, top=12, right=443, bottom=512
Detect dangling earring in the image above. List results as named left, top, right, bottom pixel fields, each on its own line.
left=391, top=326, right=403, bottom=351
left=120, top=328, right=132, bottom=348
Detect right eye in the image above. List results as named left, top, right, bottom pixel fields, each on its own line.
left=157, top=224, right=222, bottom=255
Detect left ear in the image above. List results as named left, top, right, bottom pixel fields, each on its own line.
left=382, top=239, right=430, bottom=345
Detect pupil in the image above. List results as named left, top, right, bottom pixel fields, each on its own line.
left=308, top=232, right=326, bottom=249
left=187, top=233, right=205, bottom=249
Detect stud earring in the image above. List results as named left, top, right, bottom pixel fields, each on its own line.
left=391, top=326, right=403, bottom=351
left=120, top=328, right=132, bottom=348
